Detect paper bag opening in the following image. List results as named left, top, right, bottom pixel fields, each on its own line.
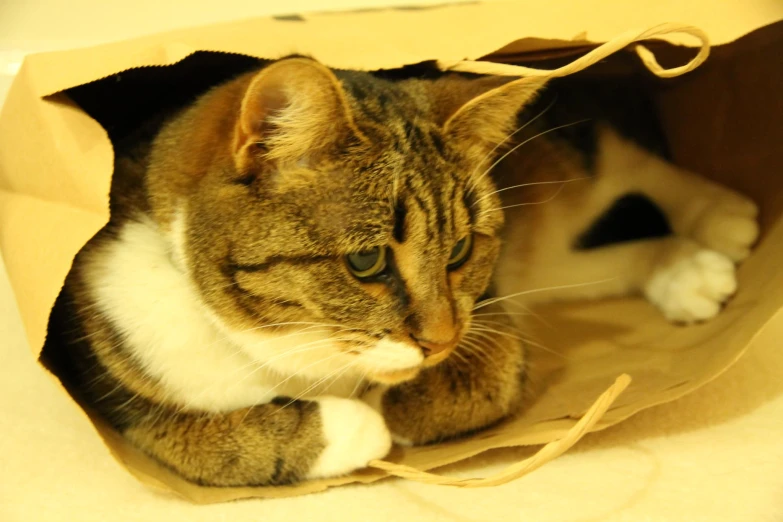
left=2, top=19, right=778, bottom=502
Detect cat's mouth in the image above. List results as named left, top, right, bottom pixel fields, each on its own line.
left=363, top=342, right=456, bottom=384
left=354, top=330, right=464, bottom=384
left=351, top=337, right=426, bottom=384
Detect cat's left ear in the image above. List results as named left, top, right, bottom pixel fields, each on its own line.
left=233, top=57, right=365, bottom=170
left=443, top=76, right=547, bottom=164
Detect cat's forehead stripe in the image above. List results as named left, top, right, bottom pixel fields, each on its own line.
left=393, top=202, right=407, bottom=243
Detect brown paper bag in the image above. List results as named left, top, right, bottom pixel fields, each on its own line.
left=1, top=3, right=781, bottom=503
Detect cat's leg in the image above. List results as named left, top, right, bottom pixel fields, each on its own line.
left=597, top=126, right=759, bottom=261
left=496, top=234, right=736, bottom=324
left=491, top=126, right=757, bottom=323
left=365, top=303, right=526, bottom=445
left=120, top=394, right=391, bottom=486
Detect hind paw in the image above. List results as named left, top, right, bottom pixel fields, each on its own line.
left=691, top=197, right=759, bottom=262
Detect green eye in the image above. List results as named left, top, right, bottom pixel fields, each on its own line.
left=447, top=234, right=473, bottom=270
left=346, top=246, right=387, bottom=278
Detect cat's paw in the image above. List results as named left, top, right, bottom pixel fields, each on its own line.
left=306, top=396, right=391, bottom=479
left=692, top=196, right=759, bottom=262
left=645, top=249, right=737, bottom=324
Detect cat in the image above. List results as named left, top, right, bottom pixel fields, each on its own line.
left=44, top=56, right=758, bottom=487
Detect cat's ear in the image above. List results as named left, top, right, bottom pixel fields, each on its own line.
left=442, top=76, right=547, bottom=162
left=233, top=57, right=363, bottom=169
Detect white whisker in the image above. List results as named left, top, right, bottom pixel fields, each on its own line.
left=472, top=278, right=616, bottom=310
left=479, top=183, right=568, bottom=215
left=449, top=348, right=472, bottom=368
left=469, top=324, right=524, bottom=342
left=471, top=118, right=590, bottom=193
left=467, top=95, right=558, bottom=193
left=231, top=337, right=354, bottom=393
left=458, top=338, right=505, bottom=373
left=175, top=334, right=356, bottom=413
left=472, top=177, right=590, bottom=207
left=267, top=358, right=360, bottom=417
left=471, top=311, right=533, bottom=318
left=348, top=370, right=369, bottom=399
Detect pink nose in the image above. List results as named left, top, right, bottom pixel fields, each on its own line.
left=412, top=335, right=459, bottom=357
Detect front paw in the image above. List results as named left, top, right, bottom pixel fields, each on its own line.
left=645, top=249, right=737, bottom=324
left=306, top=396, right=392, bottom=479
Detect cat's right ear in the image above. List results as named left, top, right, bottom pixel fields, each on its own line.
left=233, top=57, right=365, bottom=171
left=442, top=76, right=547, bottom=166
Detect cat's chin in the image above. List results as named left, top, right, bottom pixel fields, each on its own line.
left=365, top=367, right=421, bottom=385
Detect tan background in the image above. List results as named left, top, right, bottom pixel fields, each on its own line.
left=1, top=1, right=783, bottom=521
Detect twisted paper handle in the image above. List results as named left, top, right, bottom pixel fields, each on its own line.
left=369, top=374, right=632, bottom=487
left=438, top=23, right=710, bottom=79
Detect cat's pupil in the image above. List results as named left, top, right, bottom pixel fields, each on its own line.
left=447, top=234, right=473, bottom=270
left=450, top=238, right=466, bottom=260
left=346, top=246, right=387, bottom=278
left=349, top=249, right=380, bottom=272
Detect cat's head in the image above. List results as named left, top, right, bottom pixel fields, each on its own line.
left=154, top=57, right=544, bottom=384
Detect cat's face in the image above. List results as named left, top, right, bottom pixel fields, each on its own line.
left=179, top=58, right=544, bottom=384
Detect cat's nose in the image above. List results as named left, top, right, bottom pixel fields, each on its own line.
left=411, top=334, right=459, bottom=357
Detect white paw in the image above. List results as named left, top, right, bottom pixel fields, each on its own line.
left=306, top=396, right=392, bottom=479
left=645, top=250, right=737, bottom=324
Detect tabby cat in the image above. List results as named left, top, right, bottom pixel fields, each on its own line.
left=45, top=56, right=758, bottom=487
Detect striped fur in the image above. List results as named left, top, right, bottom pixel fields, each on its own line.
left=44, top=57, right=758, bottom=487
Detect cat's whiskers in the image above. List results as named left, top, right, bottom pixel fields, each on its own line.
left=241, top=329, right=358, bottom=373
left=348, top=369, right=370, bottom=399
left=496, top=300, right=554, bottom=328
left=470, top=323, right=547, bottom=352
left=480, top=183, right=569, bottom=215
left=468, top=314, right=568, bottom=359
left=458, top=338, right=494, bottom=365
left=198, top=322, right=352, bottom=358
left=470, top=118, right=591, bottom=196
left=246, top=332, right=355, bottom=371
left=463, top=329, right=506, bottom=350
left=261, top=357, right=362, bottom=421
left=176, top=334, right=357, bottom=413
left=216, top=336, right=337, bottom=387
left=472, top=278, right=616, bottom=311
left=450, top=348, right=471, bottom=365
left=191, top=327, right=333, bottom=376
left=471, top=319, right=550, bottom=346
left=469, top=323, right=525, bottom=342
left=472, top=177, right=590, bottom=207
left=199, top=347, right=352, bottom=423
left=471, top=317, right=522, bottom=331
left=470, top=311, right=533, bottom=318
left=174, top=318, right=370, bottom=412
left=252, top=357, right=351, bottom=429
left=233, top=321, right=351, bottom=334
left=246, top=340, right=352, bottom=392
left=457, top=337, right=505, bottom=373
left=466, top=95, right=557, bottom=195
left=468, top=324, right=566, bottom=360
left=456, top=336, right=489, bottom=361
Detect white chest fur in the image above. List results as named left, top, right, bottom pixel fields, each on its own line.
left=83, top=217, right=366, bottom=412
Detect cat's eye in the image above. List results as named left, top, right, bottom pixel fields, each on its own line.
left=447, top=234, right=473, bottom=270
left=346, top=246, right=387, bottom=278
